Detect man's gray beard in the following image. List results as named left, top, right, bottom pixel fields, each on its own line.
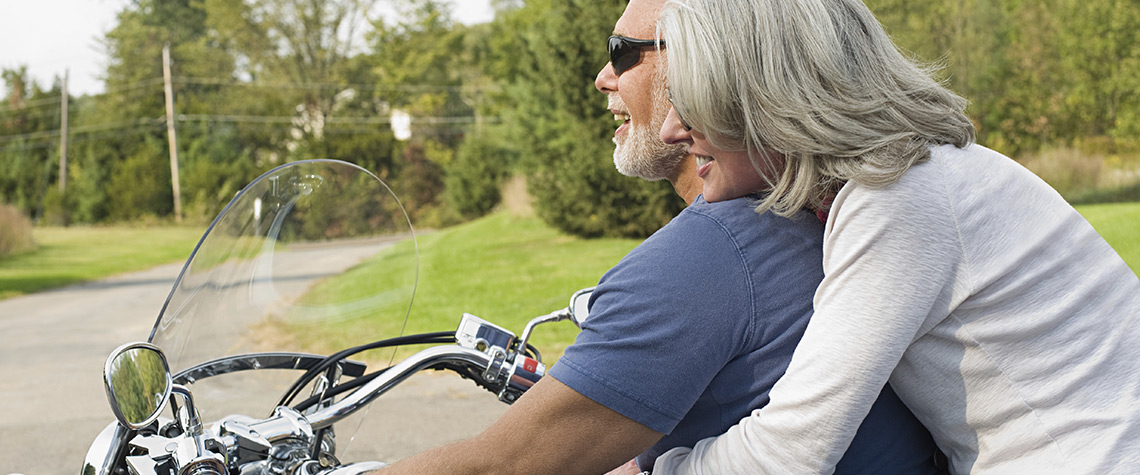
left=612, top=123, right=688, bottom=181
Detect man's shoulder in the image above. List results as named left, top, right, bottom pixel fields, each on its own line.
left=654, top=195, right=824, bottom=251
left=624, top=197, right=757, bottom=270
left=606, top=195, right=824, bottom=295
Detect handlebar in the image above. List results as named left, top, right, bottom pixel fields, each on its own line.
left=89, top=292, right=590, bottom=475
left=306, top=345, right=496, bottom=430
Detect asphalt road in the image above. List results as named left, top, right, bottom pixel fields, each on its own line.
left=0, top=245, right=507, bottom=474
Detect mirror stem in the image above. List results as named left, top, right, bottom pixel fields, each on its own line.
left=516, top=308, right=571, bottom=361
left=171, top=384, right=208, bottom=456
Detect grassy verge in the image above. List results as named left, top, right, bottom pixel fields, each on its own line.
left=295, top=212, right=641, bottom=360
left=0, top=226, right=204, bottom=300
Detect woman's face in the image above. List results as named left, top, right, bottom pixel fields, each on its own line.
left=659, top=105, right=779, bottom=202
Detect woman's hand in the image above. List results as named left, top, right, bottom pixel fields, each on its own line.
left=605, top=459, right=645, bottom=475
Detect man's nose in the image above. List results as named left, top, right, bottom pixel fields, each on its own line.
left=660, top=106, right=693, bottom=145
left=595, top=62, right=618, bottom=93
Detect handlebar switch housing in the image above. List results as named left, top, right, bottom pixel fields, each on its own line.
left=456, top=313, right=516, bottom=353
left=500, top=356, right=546, bottom=403
left=455, top=313, right=547, bottom=404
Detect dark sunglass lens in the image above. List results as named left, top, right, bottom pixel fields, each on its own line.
left=609, top=37, right=639, bottom=76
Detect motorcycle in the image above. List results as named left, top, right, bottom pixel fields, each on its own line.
left=81, top=159, right=594, bottom=475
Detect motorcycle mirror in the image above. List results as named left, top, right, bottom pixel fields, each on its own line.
left=103, top=342, right=172, bottom=430
left=568, top=287, right=595, bottom=328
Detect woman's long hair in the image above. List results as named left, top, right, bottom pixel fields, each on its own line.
left=660, top=0, right=976, bottom=216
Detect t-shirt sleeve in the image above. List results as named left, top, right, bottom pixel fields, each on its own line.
left=655, top=162, right=966, bottom=474
left=548, top=213, right=756, bottom=434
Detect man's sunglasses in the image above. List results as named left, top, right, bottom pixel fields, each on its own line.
left=608, top=35, right=666, bottom=76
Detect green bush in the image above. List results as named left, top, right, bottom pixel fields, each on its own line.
left=106, top=138, right=174, bottom=221
left=1070, top=181, right=1140, bottom=205
left=1018, top=147, right=1140, bottom=201
left=0, top=202, right=35, bottom=257
left=1019, top=148, right=1103, bottom=198
left=40, top=186, right=72, bottom=226
left=446, top=128, right=514, bottom=219
left=178, top=122, right=264, bottom=223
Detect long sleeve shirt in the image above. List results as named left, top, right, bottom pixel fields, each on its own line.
left=654, top=144, right=1140, bottom=474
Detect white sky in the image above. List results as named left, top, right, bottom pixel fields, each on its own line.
left=0, top=0, right=495, bottom=96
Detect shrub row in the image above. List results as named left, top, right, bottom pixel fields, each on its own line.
left=0, top=202, right=35, bottom=257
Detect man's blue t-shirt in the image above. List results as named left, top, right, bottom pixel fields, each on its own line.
left=548, top=196, right=937, bottom=472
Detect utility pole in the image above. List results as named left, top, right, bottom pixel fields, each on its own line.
left=59, top=69, right=68, bottom=193
left=162, top=43, right=183, bottom=223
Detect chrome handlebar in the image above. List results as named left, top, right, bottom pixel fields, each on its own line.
left=88, top=304, right=576, bottom=475
left=307, top=345, right=497, bottom=430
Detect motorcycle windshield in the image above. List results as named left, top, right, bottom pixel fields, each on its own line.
left=148, top=160, right=417, bottom=432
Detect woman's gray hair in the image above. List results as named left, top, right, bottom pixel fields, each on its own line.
left=660, top=0, right=976, bottom=216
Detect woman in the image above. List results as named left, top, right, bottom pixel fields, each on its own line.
left=651, top=0, right=1140, bottom=473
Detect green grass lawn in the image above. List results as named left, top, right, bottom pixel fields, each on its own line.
left=295, top=212, right=642, bottom=358
left=0, top=226, right=204, bottom=300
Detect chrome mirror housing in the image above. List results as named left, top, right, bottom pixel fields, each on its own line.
left=103, top=342, right=172, bottom=429
left=568, top=287, right=594, bottom=328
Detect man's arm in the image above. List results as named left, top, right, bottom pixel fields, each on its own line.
left=378, top=376, right=663, bottom=475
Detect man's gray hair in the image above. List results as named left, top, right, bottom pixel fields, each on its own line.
left=660, top=0, right=976, bottom=216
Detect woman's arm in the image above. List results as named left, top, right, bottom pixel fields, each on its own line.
left=655, top=168, right=968, bottom=474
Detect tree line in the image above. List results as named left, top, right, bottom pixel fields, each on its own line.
left=1, top=0, right=1137, bottom=238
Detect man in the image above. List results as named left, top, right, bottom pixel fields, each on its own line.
left=379, top=1, right=938, bottom=473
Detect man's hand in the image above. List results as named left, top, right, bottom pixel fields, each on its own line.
left=377, top=376, right=662, bottom=474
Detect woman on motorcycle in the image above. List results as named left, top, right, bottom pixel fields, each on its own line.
left=650, top=0, right=1140, bottom=473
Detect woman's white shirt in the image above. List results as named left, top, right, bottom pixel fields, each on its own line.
left=654, top=144, right=1140, bottom=474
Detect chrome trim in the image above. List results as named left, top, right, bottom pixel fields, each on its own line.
left=567, top=286, right=596, bottom=327
left=500, top=356, right=545, bottom=403
left=80, top=421, right=131, bottom=475
left=171, top=385, right=204, bottom=439
left=103, top=342, right=173, bottom=430
left=306, top=345, right=494, bottom=429
left=316, top=461, right=388, bottom=474
left=174, top=452, right=226, bottom=475
left=516, top=308, right=571, bottom=362
left=248, top=406, right=314, bottom=444
left=172, top=352, right=366, bottom=385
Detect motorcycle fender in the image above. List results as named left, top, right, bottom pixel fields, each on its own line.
left=80, top=421, right=130, bottom=475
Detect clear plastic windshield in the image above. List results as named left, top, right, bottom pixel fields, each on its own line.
left=148, top=160, right=417, bottom=432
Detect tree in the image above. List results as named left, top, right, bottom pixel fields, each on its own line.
left=201, top=0, right=378, bottom=138
left=83, top=0, right=243, bottom=222
left=1055, top=0, right=1140, bottom=149
left=361, top=0, right=476, bottom=223
left=486, top=0, right=683, bottom=238
left=0, top=67, right=61, bottom=218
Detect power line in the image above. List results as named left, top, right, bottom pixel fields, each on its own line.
left=102, top=77, right=166, bottom=95
left=176, top=113, right=497, bottom=125
left=0, top=95, right=63, bottom=113
left=172, top=76, right=498, bottom=93
left=0, top=106, right=62, bottom=121
left=0, top=123, right=164, bottom=153
left=0, top=112, right=494, bottom=144
left=0, top=77, right=166, bottom=113
left=0, top=118, right=163, bottom=145
left=0, top=76, right=492, bottom=115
